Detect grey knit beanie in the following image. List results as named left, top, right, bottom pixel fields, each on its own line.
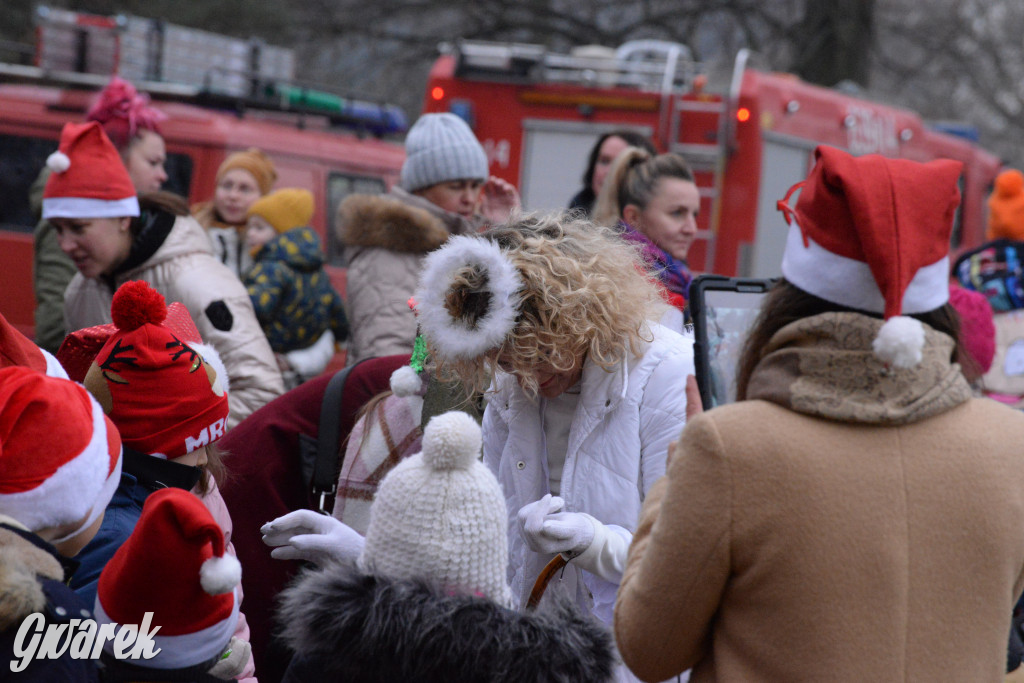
left=400, top=113, right=489, bottom=192
left=357, top=411, right=512, bottom=607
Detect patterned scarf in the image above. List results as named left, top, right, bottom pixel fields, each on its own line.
left=619, top=221, right=692, bottom=301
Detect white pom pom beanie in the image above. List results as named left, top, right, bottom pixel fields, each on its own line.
left=400, top=113, right=488, bottom=192
left=776, top=145, right=963, bottom=367
left=358, top=411, right=512, bottom=607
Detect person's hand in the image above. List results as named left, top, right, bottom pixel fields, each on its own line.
left=207, top=637, right=252, bottom=679
left=517, top=494, right=596, bottom=556
left=686, top=374, right=704, bottom=420
left=260, top=510, right=365, bottom=566
left=479, top=175, right=520, bottom=224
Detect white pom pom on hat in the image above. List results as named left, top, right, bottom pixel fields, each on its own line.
left=47, top=151, right=71, bottom=174
left=390, top=365, right=422, bottom=397
left=200, top=554, right=243, bottom=595
left=421, top=410, right=481, bottom=471
left=872, top=316, right=926, bottom=369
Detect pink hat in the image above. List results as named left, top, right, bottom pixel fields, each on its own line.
left=948, top=284, right=996, bottom=375
left=95, top=487, right=241, bottom=670
left=0, top=366, right=122, bottom=534
left=85, top=76, right=166, bottom=150
left=777, top=145, right=963, bottom=367
left=42, top=121, right=140, bottom=220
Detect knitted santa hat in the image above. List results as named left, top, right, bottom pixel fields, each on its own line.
left=95, top=487, right=241, bottom=670
left=83, top=281, right=229, bottom=459
left=0, top=366, right=122, bottom=535
left=0, top=311, right=67, bottom=379
left=42, top=121, right=140, bottom=220
left=358, top=411, right=512, bottom=607
left=777, top=145, right=963, bottom=368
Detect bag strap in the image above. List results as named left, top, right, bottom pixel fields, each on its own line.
left=310, top=362, right=359, bottom=513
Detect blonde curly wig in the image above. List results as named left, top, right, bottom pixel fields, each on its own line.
left=429, top=213, right=666, bottom=396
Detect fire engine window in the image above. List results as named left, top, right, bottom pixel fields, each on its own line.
left=0, top=134, right=55, bottom=233
left=327, top=172, right=386, bottom=266
left=0, top=133, right=194, bottom=233
left=949, top=173, right=965, bottom=250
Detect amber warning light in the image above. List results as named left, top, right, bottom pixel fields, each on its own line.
left=736, top=107, right=751, bottom=122
left=431, top=87, right=445, bottom=101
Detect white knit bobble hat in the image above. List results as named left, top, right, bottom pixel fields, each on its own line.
left=357, top=411, right=512, bottom=607
left=400, top=113, right=489, bottom=192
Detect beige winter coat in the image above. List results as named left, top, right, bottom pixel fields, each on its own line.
left=64, top=212, right=284, bottom=428
left=616, top=312, right=1024, bottom=682
left=337, top=188, right=474, bottom=365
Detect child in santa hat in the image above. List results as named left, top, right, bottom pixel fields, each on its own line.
left=0, top=365, right=123, bottom=681
left=95, top=487, right=247, bottom=682
left=269, top=411, right=614, bottom=682
left=69, top=279, right=255, bottom=681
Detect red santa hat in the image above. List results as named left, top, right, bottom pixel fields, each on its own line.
left=41, top=121, right=140, bottom=220
left=777, top=145, right=963, bottom=368
left=83, top=281, right=229, bottom=459
left=0, top=311, right=68, bottom=379
left=0, top=366, right=122, bottom=535
left=95, top=487, right=241, bottom=670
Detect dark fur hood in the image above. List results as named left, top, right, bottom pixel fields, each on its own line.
left=336, top=189, right=467, bottom=254
left=278, top=564, right=615, bottom=683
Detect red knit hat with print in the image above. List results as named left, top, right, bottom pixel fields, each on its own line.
left=83, top=281, right=229, bottom=459
left=777, top=145, right=963, bottom=367
left=0, top=366, right=122, bottom=533
left=95, top=487, right=240, bottom=670
left=42, top=121, right=140, bottom=220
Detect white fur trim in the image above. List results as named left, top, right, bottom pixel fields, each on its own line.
left=781, top=224, right=950, bottom=315
left=389, top=365, right=422, bottom=397
left=200, top=554, right=242, bottom=595
left=191, top=342, right=229, bottom=394
left=873, top=316, right=926, bottom=368
left=46, top=151, right=70, bottom=173
left=415, top=235, right=523, bottom=361
left=95, top=589, right=240, bottom=670
left=41, top=349, right=69, bottom=379
left=0, top=391, right=115, bottom=531
left=42, top=195, right=140, bottom=219
left=50, top=451, right=122, bottom=545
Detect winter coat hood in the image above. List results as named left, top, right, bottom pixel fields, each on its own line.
left=254, top=227, right=324, bottom=272
left=336, top=187, right=472, bottom=255
left=278, top=564, right=615, bottom=683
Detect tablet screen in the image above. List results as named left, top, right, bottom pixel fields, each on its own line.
left=701, top=288, right=767, bottom=407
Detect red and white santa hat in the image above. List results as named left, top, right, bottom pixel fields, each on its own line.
left=42, top=121, right=140, bottom=220
left=777, top=145, right=963, bottom=368
left=0, top=366, right=122, bottom=535
left=83, top=281, right=229, bottom=459
left=0, top=311, right=68, bottom=379
left=95, top=487, right=241, bottom=670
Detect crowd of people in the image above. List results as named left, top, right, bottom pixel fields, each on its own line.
left=4, top=74, right=1024, bottom=683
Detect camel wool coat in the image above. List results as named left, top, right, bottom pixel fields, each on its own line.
left=616, top=312, right=1024, bottom=682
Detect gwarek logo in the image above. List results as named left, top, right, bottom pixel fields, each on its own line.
left=10, top=612, right=161, bottom=672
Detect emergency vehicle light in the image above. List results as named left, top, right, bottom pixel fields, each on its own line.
left=431, top=87, right=445, bottom=101
left=736, top=107, right=751, bottom=122
left=266, top=84, right=408, bottom=136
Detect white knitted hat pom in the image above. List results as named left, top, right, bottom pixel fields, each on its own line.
left=390, top=365, right=422, bottom=397
left=872, top=316, right=926, bottom=368
left=421, top=411, right=481, bottom=471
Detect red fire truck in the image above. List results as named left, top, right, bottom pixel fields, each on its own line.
left=0, top=7, right=406, bottom=339
left=422, top=40, right=1001, bottom=278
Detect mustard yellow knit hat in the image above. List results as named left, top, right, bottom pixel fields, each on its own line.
left=247, top=188, right=315, bottom=233
left=216, top=148, right=277, bottom=195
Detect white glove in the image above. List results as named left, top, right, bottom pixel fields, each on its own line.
left=207, top=636, right=252, bottom=679
left=260, top=509, right=365, bottom=566
left=517, top=494, right=596, bottom=557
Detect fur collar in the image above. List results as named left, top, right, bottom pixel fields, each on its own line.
left=0, top=525, right=64, bottom=631
left=278, top=564, right=615, bottom=682
left=336, top=192, right=456, bottom=254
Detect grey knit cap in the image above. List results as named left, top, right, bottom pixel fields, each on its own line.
left=400, top=113, right=489, bottom=192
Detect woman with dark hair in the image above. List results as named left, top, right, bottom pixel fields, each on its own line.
left=615, top=146, right=1024, bottom=682
left=567, top=130, right=656, bottom=217
left=46, top=121, right=284, bottom=428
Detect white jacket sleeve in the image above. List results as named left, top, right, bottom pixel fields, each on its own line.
left=569, top=515, right=632, bottom=584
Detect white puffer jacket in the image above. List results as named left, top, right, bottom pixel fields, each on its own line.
left=482, top=322, right=694, bottom=626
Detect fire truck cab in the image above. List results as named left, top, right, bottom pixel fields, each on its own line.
left=422, top=40, right=1000, bottom=278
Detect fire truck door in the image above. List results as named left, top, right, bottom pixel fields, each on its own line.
left=518, top=120, right=652, bottom=212
left=748, top=137, right=815, bottom=277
